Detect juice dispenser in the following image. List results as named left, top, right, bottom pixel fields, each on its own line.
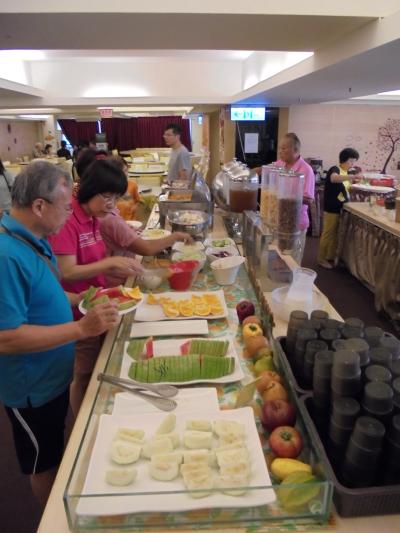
left=266, top=165, right=280, bottom=229
left=227, top=170, right=259, bottom=239
left=276, top=170, right=304, bottom=254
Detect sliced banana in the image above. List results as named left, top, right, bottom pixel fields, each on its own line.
left=213, top=420, right=245, bottom=438
left=216, top=472, right=250, bottom=496
left=218, top=433, right=246, bottom=447
left=105, top=468, right=137, bottom=486
left=149, top=459, right=179, bottom=481
left=154, top=431, right=180, bottom=449
left=184, top=430, right=213, bottom=449
left=152, top=451, right=182, bottom=464
left=115, top=427, right=145, bottom=443
left=141, top=436, right=173, bottom=459
left=181, top=464, right=214, bottom=498
left=185, top=419, right=212, bottom=432
left=110, top=441, right=141, bottom=465
left=216, top=448, right=249, bottom=469
left=183, top=449, right=215, bottom=466
left=155, top=413, right=176, bottom=435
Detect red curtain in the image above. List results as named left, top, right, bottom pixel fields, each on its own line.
left=135, top=116, right=192, bottom=150
left=100, top=116, right=192, bottom=152
left=58, top=119, right=98, bottom=147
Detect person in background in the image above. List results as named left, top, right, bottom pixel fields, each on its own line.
left=0, top=161, right=119, bottom=506
left=57, top=140, right=72, bottom=160
left=49, top=160, right=143, bottom=415
left=0, top=158, right=15, bottom=217
left=275, top=132, right=315, bottom=263
left=72, top=139, right=89, bottom=162
left=163, top=123, right=192, bottom=183
left=318, top=148, right=361, bottom=269
left=44, top=144, right=53, bottom=156
left=33, top=142, right=44, bottom=158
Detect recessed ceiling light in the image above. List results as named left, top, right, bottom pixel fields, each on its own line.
left=19, top=114, right=50, bottom=119
left=378, top=90, right=400, bottom=96
left=0, top=50, right=46, bottom=61
left=83, top=86, right=148, bottom=98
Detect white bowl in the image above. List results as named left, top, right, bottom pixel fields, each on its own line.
left=126, top=220, right=143, bottom=230
left=271, top=286, right=329, bottom=322
left=171, top=250, right=206, bottom=274
left=172, top=241, right=205, bottom=252
left=210, top=255, right=245, bottom=285
left=204, top=237, right=235, bottom=248
left=205, top=245, right=239, bottom=263
left=137, top=268, right=168, bottom=290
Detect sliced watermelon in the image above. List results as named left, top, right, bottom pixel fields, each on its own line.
left=145, top=337, right=154, bottom=359
left=180, top=340, right=191, bottom=355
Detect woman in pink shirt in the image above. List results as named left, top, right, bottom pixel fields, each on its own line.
left=49, top=160, right=143, bottom=415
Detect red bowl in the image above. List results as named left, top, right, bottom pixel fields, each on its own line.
left=168, top=260, right=199, bottom=291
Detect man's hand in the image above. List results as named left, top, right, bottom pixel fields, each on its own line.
left=77, top=302, right=120, bottom=338
left=105, top=256, right=144, bottom=277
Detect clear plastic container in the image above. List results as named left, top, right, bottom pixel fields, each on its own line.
left=266, top=166, right=280, bottom=229
left=229, top=173, right=259, bottom=213
left=277, top=171, right=304, bottom=253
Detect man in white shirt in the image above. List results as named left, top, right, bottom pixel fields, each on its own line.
left=163, top=123, right=192, bottom=183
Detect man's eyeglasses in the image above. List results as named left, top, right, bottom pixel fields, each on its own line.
left=41, top=198, right=73, bottom=212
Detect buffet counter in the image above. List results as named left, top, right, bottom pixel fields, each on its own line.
left=338, top=202, right=400, bottom=328
left=38, top=209, right=400, bottom=533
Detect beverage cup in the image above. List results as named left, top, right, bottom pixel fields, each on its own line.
left=350, top=416, right=386, bottom=450
left=369, top=347, right=392, bottom=368
left=319, top=328, right=341, bottom=348
left=364, top=326, right=384, bottom=348
left=380, top=336, right=400, bottom=359
left=332, top=339, right=348, bottom=351
left=322, top=318, right=344, bottom=331
left=332, top=350, right=361, bottom=378
left=332, top=397, right=361, bottom=426
left=364, top=364, right=392, bottom=385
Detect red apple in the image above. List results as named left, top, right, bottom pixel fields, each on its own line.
left=242, top=315, right=262, bottom=327
left=236, top=300, right=255, bottom=324
left=268, top=426, right=303, bottom=458
left=261, top=400, right=296, bottom=432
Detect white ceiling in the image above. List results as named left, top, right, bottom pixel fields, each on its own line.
left=0, top=3, right=399, bottom=117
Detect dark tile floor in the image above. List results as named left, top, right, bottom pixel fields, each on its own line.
left=0, top=236, right=397, bottom=532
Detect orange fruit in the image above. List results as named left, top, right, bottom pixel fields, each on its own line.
left=194, top=303, right=211, bottom=316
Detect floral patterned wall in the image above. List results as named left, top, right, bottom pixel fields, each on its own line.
left=288, top=104, right=400, bottom=176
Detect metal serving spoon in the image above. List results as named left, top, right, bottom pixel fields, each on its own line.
left=97, top=373, right=177, bottom=412
left=98, top=373, right=178, bottom=398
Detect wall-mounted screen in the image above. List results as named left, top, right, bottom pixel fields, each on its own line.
left=230, top=107, right=266, bottom=121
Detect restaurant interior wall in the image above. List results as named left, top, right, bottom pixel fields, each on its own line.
left=189, top=115, right=203, bottom=155
left=0, top=120, right=42, bottom=161
left=234, top=108, right=279, bottom=168
left=278, top=107, right=290, bottom=142
left=208, top=110, right=221, bottom=184
left=288, top=103, right=400, bottom=175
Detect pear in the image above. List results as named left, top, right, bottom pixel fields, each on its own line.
left=254, top=356, right=275, bottom=376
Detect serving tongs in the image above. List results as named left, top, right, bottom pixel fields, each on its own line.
left=97, top=373, right=178, bottom=412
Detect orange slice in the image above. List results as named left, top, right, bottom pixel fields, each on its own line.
left=194, top=303, right=211, bottom=316
left=179, top=303, right=194, bottom=317
left=122, top=286, right=142, bottom=300
left=147, top=293, right=158, bottom=305
left=203, top=294, right=219, bottom=304
left=163, top=305, right=179, bottom=318
left=210, top=304, right=224, bottom=315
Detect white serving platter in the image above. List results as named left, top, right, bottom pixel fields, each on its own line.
left=76, top=407, right=275, bottom=516
left=129, top=319, right=209, bottom=338
left=134, top=290, right=228, bottom=322
left=112, top=387, right=219, bottom=416
left=120, top=335, right=245, bottom=385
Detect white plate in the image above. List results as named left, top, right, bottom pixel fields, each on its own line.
left=130, top=319, right=209, bottom=338
left=126, top=220, right=143, bottom=230
left=121, top=335, right=245, bottom=385
left=351, top=184, right=395, bottom=193
left=78, top=291, right=144, bottom=317
left=112, top=387, right=219, bottom=416
left=140, top=228, right=171, bottom=240
left=134, top=290, right=228, bottom=322
left=204, top=237, right=236, bottom=248
left=77, top=407, right=274, bottom=516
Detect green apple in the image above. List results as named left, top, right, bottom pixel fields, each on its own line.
left=253, top=346, right=273, bottom=361
left=254, top=355, right=275, bottom=375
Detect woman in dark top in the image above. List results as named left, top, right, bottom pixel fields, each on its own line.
left=318, top=148, right=360, bottom=269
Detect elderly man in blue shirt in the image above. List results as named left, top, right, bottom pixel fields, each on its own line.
left=0, top=161, right=119, bottom=506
